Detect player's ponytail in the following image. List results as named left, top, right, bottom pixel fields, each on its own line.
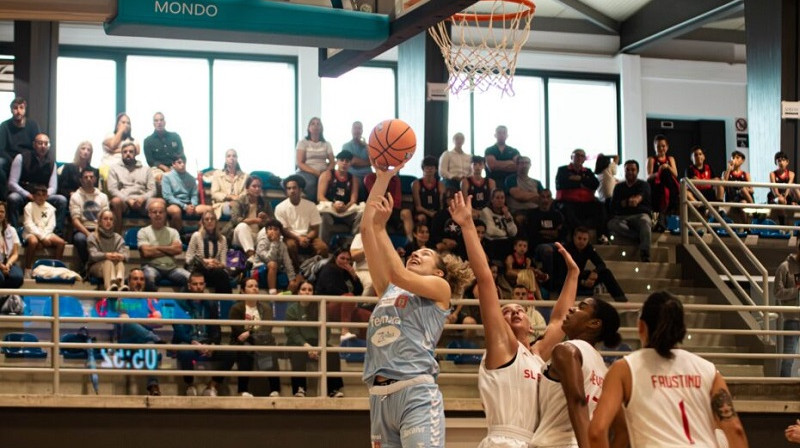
left=641, top=291, right=686, bottom=359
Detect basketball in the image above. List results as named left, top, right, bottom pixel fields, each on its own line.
left=368, top=119, right=417, bottom=169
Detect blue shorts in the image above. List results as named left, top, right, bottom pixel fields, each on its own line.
left=369, top=376, right=444, bottom=448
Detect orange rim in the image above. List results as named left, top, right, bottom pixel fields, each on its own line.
left=452, top=0, right=536, bottom=22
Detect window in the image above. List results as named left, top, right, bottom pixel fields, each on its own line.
left=126, top=55, right=210, bottom=170
left=56, top=57, right=116, bottom=165
left=447, top=91, right=472, bottom=155
left=213, top=59, right=295, bottom=176
left=547, top=78, right=618, bottom=187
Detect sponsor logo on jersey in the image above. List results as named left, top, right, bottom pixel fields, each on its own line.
left=394, top=294, right=410, bottom=309
left=371, top=325, right=401, bottom=347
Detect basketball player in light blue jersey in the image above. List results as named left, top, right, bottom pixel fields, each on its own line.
left=361, top=161, right=474, bottom=448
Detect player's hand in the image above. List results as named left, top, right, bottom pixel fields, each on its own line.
left=554, top=242, right=578, bottom=273
left=370, top=194, right=393, bottom=226
left=448, top=192, right=473, bottom=227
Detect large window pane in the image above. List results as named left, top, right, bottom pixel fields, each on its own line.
left=126, top=56, right=210, bottom=171
left=321, top=66, right=396, bottom=172
left=0, top=57, right=12, bottom=123
left=56, top=57, right=116, bottom=165
left=547, top=79, right=618, bottom=188
left=447, top=92, right=472, bottom=156
left=473, top=77, right=546, bottom=182
left=213, top=60, right=295, bottom=176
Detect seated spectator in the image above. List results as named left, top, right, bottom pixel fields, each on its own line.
left=295, top=117, right=334, bottom=202
left=461, top=155, right=496, bottom=219
left=22, top=184, right=65, bottom=277
left=647, top=134, right=680, bottom=230
left=0, top=201, right=23, bottom=289
left=401, top=223, right=431, bottom=260
left=512, top=284, right=546, bottom=339
left=595, top=154, right=619, bottom=207
left=430, top=188, right=466, bottom=257
left=528, top=189, right=563, bottom=256
left=363, top=172, right=413, bottom=237
left=0, top=97, right=40, bottom=199
left=57, top=140, right=99, bottom=199
left=608, top=160, right=653, bottom=262
left=484, top=125, right=519, bottom=187
left=162, top=154, right=213, bottom=233
left=504, top=156, right=543, bottom=226
left=555, top=148, right=602, bottom=241
left=685, top=145, right=723, bottom=204
left=254, top=219, right=302, bottom=295
left=173, top=272, right=222, bottom=396
left=143, top=112, right=183, bottom=183
left=8, top=132, right=67, bottom=236
left=70, top=169, right=109, bottom=273
left=286, top=280, right=345, bottom=397
left=117, top=268, right=161, bottom=396
left=276, top=175, right=329, bottom=267
left=221, top=175, right=272, bottom=261
left=317, top=247, right=365, bottom=338
left=439, top=132, right=472, bottom=190
left=185, top=211, right=231, bottom=294
left=108, top=141, right=155, bottom=233
left=503, top=238, right=544, bottom=301
left=137, top=199, right=190, bottom=291
left=349, top=232, right=373, bottom=296
left=87, top=210, right=129, bottom=291
left=223, top=277, right=280, bottom=397
left=317, top=150, right=363, bottom=246
left=411, top=156, right=445, bottom=225
left=342, top=121, right=372, bottom=198
left=481, top=188, right=517, bottom=262
left=768, top=151, right=798, bottom=225
left=210, top=148, right=247, bottom=218
left=723, top=150, right=754, bottom=222
left=100, top=112, right=139, bottom=180
left=774, top=240, right=800, bottom=377
left=543, top=226, right=627, bottom=302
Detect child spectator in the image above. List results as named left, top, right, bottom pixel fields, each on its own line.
left=0, top=201, right=23, bottom=289
left=685, top=146, right=722, bottom=204
left=461, top=155, right=496, bottom=219
left=768, top=151, right=797, bottom=225
left=411, top=155, right=445, bottom=225
left=504, top=238, right=546, bottom=302
left=254, top=219, right=302, bottom=295
left=511, top=284, right=546, bottom=340
left=22, top=184, right=65, bottom=277
left=723, top=150, right=754, bottom=203
left=161, top=154, right=213, bottom=233
left=647, top=135, right=680, bottom=231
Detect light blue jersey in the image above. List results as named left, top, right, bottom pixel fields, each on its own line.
left=363, top=283, right=449, bottom=385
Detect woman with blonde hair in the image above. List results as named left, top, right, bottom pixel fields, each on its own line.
left=58, top=140, right=99, bottom=199
left=87, top=210, right=129, bottom=291
left=186, top=210, right=231, bottom=293
left=210, top=148, right=248, bottom=218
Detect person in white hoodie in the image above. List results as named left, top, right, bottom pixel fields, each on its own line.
left=70, top=169, right=109, bottom=273
left=22, top=184, right=65, bottom=277
left=775, top=240, right=800, bottom=377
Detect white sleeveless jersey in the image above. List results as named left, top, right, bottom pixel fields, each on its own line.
left=478, top=341, right=545, bottom=445
left=531, top=339, right=607, bottom=447
left=624, top=348, right=720, bottom=448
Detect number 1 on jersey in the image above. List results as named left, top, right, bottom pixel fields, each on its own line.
left=679, top=399, right=695, bottom=444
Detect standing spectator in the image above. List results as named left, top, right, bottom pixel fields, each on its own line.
left=137, top=199, right=191, bottom=291
left=222, top=175, right=271, bottom=261
left=504, top=156, right=543, bottom=225
left=481, top=188, right=517, bottom=262
left=57, top=141, right=99, bottom=199
left=87, top=210, right=128, bottom=291
left=775, top=240, right=800, bottom=377
left=363, top=172, right=413, bottom=237
left=143, top=112, right=184, bottom=183
left=210, top=148, right=247, bottom=219
left=107, top=141, right=156, bottom=233
left=276, top=175, right=329, bottom=267
left=162, top=154, right=213, bottom=233
left=295, top=117, right=334, bottom=202
left=647, top=134, right=680, bottom=230
left=185, top=211, right=231, bottom=294
left=22, top=185, right=66, bottom=277
left=173, top=272, right=222, bottom=396
left=0, top=97, right=40, bottom=199
left=0, top=201, right=23, bottom=289
left=101, top=112, right=139, bottom=180
left=317, top=150, right=363, bottom=245
left=608, top=160, right=653, bottom=262
left=343, top=121, right=372, bottom=179
left=70, top=169, right=109, bottom=273
left=411, top=156, right=445, bottom=225
left=439, top=132, right=472, bottom=190
left=8, top=132, right=67, bottom=236
left=685, top=146, right=723, bottom=204
left=286, top=280, right=345, bottom=398
left=555, top=148, right=602, bottom=240
left=461, top=156, right=496, bottom=219
left=484, top=125, right=520, bottom=187
left=254, top=219, right=301, bottom=295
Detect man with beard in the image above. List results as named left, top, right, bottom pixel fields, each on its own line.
left=108, top=141, right=156, bottom=233
left=70, top=170, right=109, bottom=272
left=143, top=112, right=184, bottom=183
left=0, top=97, right=40, bottom=199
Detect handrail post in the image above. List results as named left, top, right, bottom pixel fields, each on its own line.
left=52, top=292, right=60, bottom=395
left=681, top=179, right=689, bottom=245
left=318, top=296, right=328, bottom=397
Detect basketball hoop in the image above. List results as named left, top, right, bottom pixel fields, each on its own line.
left=428, top=0, right=535, bottom=96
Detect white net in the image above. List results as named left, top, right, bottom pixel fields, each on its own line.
left=428, top=0, right=535, bottom=96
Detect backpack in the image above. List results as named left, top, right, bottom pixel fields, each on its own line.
left=0, top=295, right=23, bottom=315
left=299, top=254, right=331, bottom=283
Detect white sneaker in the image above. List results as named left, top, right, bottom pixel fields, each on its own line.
left=268, top=288, right=278, bottom=295
left=202, top=384, right=218, bottom=397
left=240, top=392, right=254, bottom=397
left=185, top=385, right=198, bottom=396
left=269, top=391, right=280, bottom=398
left=329, top=389, right=344, bottom=398
left=294, top=387, right=306, bottom=398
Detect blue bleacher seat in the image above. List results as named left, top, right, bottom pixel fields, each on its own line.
left=666, top=215, right=681, bottom=235
left=23, top=296, right=85, bottom=317
left=269, top=197, right=284, bottom=211
left=59, top=296, right=85, bottom=317
left=60, top=331, right=99, bottom=360
left=124, top=227, right=141, bottom=250
left=32, top=259, right=77, bottom=285
left=339, top=337, right=366, bottom=363
left=751, top=217, right=790, bottom=239
left=445, top=339, right=482, bottom=365
left=399, top=174, right=415, bottom=195
left=708, top=215, right=746, bottom=238
left=251, top=171, right=283, bottom=190
left=250, top=264, right=289, bottom=290
left=2, top=333, right=48, bottom=359
left=328, top=232, right=353, bottom=251
left=389, top=234, right=408, bottom=249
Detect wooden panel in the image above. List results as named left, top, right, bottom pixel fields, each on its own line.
left=0, top=0, right=115, bottom=22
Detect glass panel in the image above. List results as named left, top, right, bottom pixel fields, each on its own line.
left=447, top=91, right=472, bottom=156
left=126, top=55, right=210, bottom=172
left=56, top=57, right=116, bottom=165
left=213, top=59, right=295, bottom=177
left=0, top=91, right=14, bottom=123
left=320, top=66, right=396, bottom=173
left=547, top=78, right=618, bottom=188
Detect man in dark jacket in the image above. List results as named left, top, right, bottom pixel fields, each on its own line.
left=775, top=241, right=800, bottom=377
left=608, top=160, right=653, bottom=262
left=554, top=148, right=603, bottom=241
